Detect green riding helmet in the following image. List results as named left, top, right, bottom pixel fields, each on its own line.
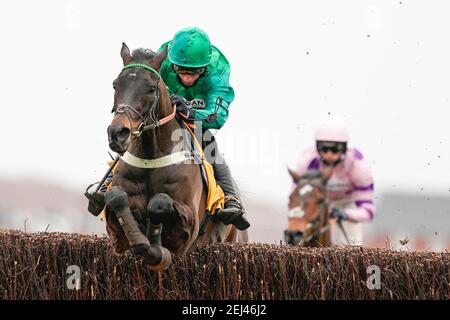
left=168, top=27, right=212, bottom=68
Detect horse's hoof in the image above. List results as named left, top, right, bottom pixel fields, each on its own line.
left=147, top=246, right=172, bottom=272
left=131, top=243, right=150, bottom=255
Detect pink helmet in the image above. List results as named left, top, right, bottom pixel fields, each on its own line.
left=314, top=119, right=350, bottom=142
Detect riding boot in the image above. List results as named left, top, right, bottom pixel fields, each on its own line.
left=202, top=130, right=250, bottom=231
left=213, top=160, right=250, bottom=230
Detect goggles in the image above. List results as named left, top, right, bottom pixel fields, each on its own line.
left=173, top=64, right=206, bottom=76
left=316, top=141, right=347, bottom=154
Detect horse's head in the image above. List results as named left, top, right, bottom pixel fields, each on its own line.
left=285, top=169, right=329, bottom=246
left=108, top=43, right=169, bottom=154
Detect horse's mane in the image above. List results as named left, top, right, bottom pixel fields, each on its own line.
left=131, top=48, right=156, bottom=63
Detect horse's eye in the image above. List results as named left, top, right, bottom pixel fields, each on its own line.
left=147, top=86, right=156, bottom=94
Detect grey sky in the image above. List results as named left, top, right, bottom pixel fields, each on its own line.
left=1, top=0, right=449, bottom=210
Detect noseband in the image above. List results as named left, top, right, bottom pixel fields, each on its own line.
left=112, top=63, right=176, bottom=137
left=293, top=182, right=330, bottom=245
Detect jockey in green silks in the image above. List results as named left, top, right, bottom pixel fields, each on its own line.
left=85, top=27, right=249, bottom=231
left=160, top=27, right=249, bottom=230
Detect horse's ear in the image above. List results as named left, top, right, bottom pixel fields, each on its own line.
left=121, top=42, right=132, bottom=65
left=152, top=46, right=168, bottom=71
left=288, top=167, right=302, bottom=184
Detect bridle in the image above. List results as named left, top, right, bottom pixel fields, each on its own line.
left=292, top=181, right=330, bottom=246
left=112, top=63, right=176, bottom=137
left=297, top=200, right=330, bottom=246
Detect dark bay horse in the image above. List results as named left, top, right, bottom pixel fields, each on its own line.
left=285, top=169, right=332, bottom=247
left=104, top=43, right=243, bottom=271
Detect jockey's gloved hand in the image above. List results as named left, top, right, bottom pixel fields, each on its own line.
left=330, top=207, right=348, bottom=221
left=170, top=94, right=188, bottom=107
left=171, top=94, right=195, bottom=120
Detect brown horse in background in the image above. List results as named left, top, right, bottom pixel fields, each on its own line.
left=104, top=43, right=244, bottom=271
left=285, top=169, right=332, bottom=247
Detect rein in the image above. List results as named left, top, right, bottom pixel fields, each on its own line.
left=298, top=200, right=330, bottom=246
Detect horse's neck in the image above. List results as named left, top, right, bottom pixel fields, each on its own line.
left=128, top=82, right=183, bottom=159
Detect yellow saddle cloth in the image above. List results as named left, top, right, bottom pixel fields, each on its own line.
left=182, top=121, right=225, bottom=214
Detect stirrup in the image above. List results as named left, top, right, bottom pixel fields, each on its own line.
left=85, top=191, right=106, bottom=217
left=84, top=181, right=106, bottom=217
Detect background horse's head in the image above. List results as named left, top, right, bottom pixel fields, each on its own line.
left=108, top=43, right=169, bottom=154
left=285, top=169, right=330, bottom=246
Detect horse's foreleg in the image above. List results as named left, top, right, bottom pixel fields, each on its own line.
left=106, top=187, right=171, bottom=271
left=147, top=193, right=175, bottom=225
left=147, top=193, right=193, bottom=255
left=105, top=206, right=129, bottom=254
left=146, top=193, right=173, bottom=247
left=106, top=187, right=150, bottom=248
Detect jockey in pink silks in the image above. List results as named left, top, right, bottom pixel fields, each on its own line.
left=293, top=121, right=375, bottom=245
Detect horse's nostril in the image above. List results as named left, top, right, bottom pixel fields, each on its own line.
left=284, top=230, right=304, bottom=245
left=108, top=125, right=130, bottom=145
left=295, top=231, right=304, bottom=239
left=117, top=127, right=130, bottom=141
